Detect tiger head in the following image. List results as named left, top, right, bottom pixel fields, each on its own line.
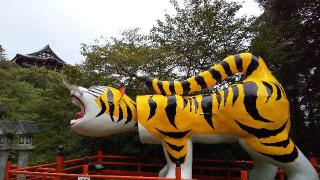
left=63, top=81, right=135, bottom=137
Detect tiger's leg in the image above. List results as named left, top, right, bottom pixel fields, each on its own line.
left=239, top=138, right=319, bottom=180
left=158, top=164, right=168, bottom=177
left=280, top=147, right=318, bottom=180
left=239, top=139, right=278, bottom=180
left=161, top=139, right=193, bottom=179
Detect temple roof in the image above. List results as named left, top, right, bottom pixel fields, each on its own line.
left=18, top=121, right=39, bottom=134
left=0, top=121, right=39, bottom=135
left=12, top=45, right=66, bottom=65
left=0, top=121, right=18, bottom=134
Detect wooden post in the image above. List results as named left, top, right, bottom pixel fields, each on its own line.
left=56, top=155, right=63, bottom=172
left=97, top=147, right=103, bottom=164
left=175, top=161, right=181, bottom=180
left=240, top=160, right=248, bottom=180
left=309, top=156, right=318, bottom=166
left=82, top=164, right=89, bottom=175
left=137, top=161, right=141, bottom=174
left=278, top=169, right=285, bottom=180
left=241, top=170, right=248, bottom=180
left=4, top=153, right=12, bottom=180
left=309, top=152, right=318, bottom=172
left=82, top=156, right=89, bottom=175
left=56, top=146, right=64, bottom=180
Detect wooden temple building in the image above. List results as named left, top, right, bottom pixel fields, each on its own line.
left=11, top=45, right=66, bottom=72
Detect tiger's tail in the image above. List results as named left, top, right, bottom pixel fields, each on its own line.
left=145, top=53, right=270, bottom=95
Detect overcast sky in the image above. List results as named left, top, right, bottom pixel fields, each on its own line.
left=0, top=0, right=262, bottom=65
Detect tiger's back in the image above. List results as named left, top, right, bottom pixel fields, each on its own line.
left=137, top=80, right=289, bottom=137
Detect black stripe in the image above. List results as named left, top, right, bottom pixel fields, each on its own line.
left=194, top=75, right=207, bottom=89
left=87, top=91, right=98, bottom=97
left=261, top=137, right=290, bottom=148
left=246, top=56, right=259, bottom=76
left=272, top=82, right=282, bottom=100
left=243, top=82, right=272, bottom=123
left=169, top=82, right=176, bottom=94
left=209, top=69, right=222, bottom=82
left=124, top=100, right=132, bottom=124
left=165, top=141, right=184, bottom=152
left=157, top=80, right=167, bottom=95
left=260, top=146, right=298, bottom=163
left=183, top=97, right=188, bottom=109
left=130, top=100, right=137, bottom=108
left=145, top=78, right=156, bottom=93
left=118, top=106, right=123, bottom=122
left=156, top=128, right=191, bottom=138
left=220, top=61, right=233, bottom=76
left=92, top=88, right=105, bottom=93
left=262, top=81, right=273, bottom=103
left=201, top=95, right=214, bottom=128
left=192, top=97, right=198, bottom=113
left=223, top=88, right=229, bottom=107
left=167, top=151, right=186, bottom=164
left=181, top=80, right=191, bottom=95
left=231, top=86, right=239, bottom=106
left=147, top=96, right=157, bottom=121
left=96, top=97, right=106, bottom=117
left=95, top=87, right=107, bottom=91
left=216, top=91, right=221, bottom=109
left=235, top=119, right=288, bottom=139
left=235, top=55, right=243, bottom=72
left=276, top=83, right=287, bottom=99
left=189, top=97, right=193, bottom=112
left=107, top=90, right=115, bottom=122
left=165, top=96, right=178, bottom=129
left=89, top=89, right=103, bottom=95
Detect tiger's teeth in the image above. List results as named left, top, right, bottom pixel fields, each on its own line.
left=70, top=119, right=80, bottom=126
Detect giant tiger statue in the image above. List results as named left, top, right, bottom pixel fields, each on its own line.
left=64, top=53, right=318, bottom=180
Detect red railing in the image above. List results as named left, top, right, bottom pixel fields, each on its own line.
left=4, top=148, right=320, bottom=180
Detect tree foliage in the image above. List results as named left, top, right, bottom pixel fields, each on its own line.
left=0, top=65, right=82, bottom=164
left=150, top=0, right=253, bottom=77
left=80, top=0, right=253, bottom=93
left=0, top=45, right=6, bottom=61
left=79, top=28, right=178, bottom=97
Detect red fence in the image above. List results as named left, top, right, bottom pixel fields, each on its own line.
left=4, top=148, right=320, bottom=180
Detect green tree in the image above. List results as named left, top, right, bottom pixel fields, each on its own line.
left=0, top=66, right=81, bottom=164
left=0, top=45, right=6, bottom=61
left=0, top=45, right=19, bottom=69
left=80, top=28, right=176, bottom=96
left=150, top=0, right=253, bottom=77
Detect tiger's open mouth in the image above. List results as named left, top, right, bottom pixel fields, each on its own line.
left=70, top=95, right=85, bottom=126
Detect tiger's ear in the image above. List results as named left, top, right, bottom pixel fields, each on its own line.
left=119, top=85, right=126, bottom=99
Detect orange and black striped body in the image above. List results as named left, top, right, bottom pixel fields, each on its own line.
left=137, top=53, right=299, bottom=164
left=137, top=76, right=294, bottom=164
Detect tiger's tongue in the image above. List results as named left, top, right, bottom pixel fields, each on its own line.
left=75, top=111, right=84, bottom=119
